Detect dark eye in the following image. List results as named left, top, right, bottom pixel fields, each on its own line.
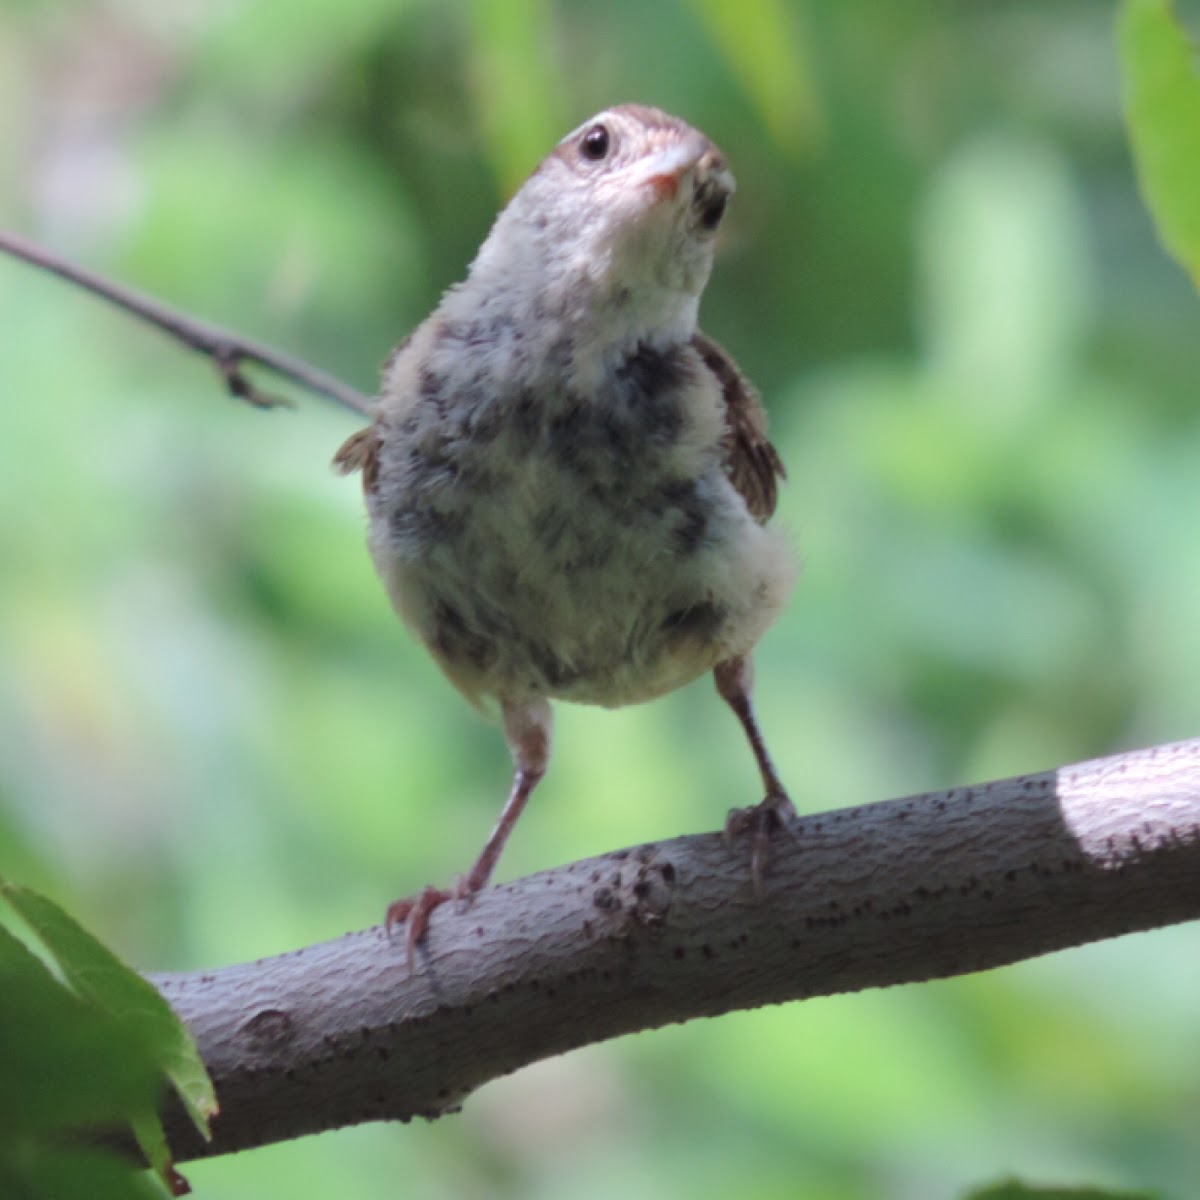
left=580, top=123, right=610, bottom=161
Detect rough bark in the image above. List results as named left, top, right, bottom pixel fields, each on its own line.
left=150, top=737, right=1200, bottom=1162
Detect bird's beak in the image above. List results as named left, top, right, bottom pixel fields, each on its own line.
left=639, top=134, right=706, bottom=197
left=637, top=137, right=735, bottom=231
left=693, top=152, right=734, bottom=232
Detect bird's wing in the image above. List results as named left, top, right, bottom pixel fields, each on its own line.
left=691, top=330, right=785, bottom=523
left=332, top=424, right=382, bottom=493
left=332, top=331, right=417, bottom=492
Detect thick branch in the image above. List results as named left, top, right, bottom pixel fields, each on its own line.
left=150, top=736, right=1200, bottom=1162
left=0, top=229, right=373, bottom=416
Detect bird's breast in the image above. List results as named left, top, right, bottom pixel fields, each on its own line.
left=368, top=336, right=788, bottom=707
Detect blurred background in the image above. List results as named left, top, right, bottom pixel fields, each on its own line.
left=2, top=1, right=1199, bottom=1197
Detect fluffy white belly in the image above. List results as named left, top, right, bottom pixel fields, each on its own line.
left=366, top=355, right=792, bottom=708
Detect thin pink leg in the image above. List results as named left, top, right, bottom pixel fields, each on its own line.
left=387, top=697, right=552, bottom=966
left=714, top=656, right=795, bottom=891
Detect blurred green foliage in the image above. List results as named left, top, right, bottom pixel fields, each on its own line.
left=966, top=1184, right=1159, bottom=1200
left=1121, top=0, right=1200, bottom=287
left=1, top=1, right=1199, bottom=1198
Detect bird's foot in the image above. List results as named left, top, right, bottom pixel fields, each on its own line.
left=385, top=877, right=471, bottom=969
left=724, top=790, right=798, bottom=895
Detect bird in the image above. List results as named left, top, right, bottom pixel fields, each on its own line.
left=334, top=104, right=796, bottom=963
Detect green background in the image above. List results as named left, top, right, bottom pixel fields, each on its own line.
left=2, top=1, right=1199, bottom=1197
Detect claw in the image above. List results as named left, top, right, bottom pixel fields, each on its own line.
left=725, top=790, right=797, bottom=895
left=382, top=700, right=552, bottom=972
left=385, top=884, right=453, bottom=969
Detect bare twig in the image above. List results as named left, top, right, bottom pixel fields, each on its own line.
left=145, top=736, right=1200, bottom=1162
left=0, top=229, right=374, bottom=417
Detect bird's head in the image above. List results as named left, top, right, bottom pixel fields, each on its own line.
left=470, top=105, right=735, bottom=341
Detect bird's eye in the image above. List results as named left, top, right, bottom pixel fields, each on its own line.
left=580, top=124, right=611, bottom=162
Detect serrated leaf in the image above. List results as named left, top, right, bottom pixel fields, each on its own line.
left=0, top=886, right=216, bottom=1139
left=1119, top=0, right=1200, bottom=289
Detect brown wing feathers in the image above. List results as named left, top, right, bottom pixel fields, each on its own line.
left=333, top=425, right=381, bottom=493
left=691, top=331, right=785, bottom=523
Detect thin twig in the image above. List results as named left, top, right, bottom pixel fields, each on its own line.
left=0, top=228, right=374, bottom=417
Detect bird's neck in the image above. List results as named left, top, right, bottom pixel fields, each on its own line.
left=456, top=217, right=701, bottom=382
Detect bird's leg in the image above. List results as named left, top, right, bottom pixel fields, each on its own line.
left=387, top=697, right=552, bottom=966
left=715, top=655, right=796, bottom=892
left=460, top=697, right=553, bottom=896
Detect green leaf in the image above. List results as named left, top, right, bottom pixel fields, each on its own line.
left=1119, top=0, right=1200, bottom=288
left=0, top=922, right=160, bottom=1134
left=130, top=1112, right=192, bottom=1199
left=0, top=1147, right=165, bottom=1200
left=0, top=917, right=171, bottom=1196
left=1, top=885, right=217, bottom=1141
left=0, top=884, right=216, bottom=1195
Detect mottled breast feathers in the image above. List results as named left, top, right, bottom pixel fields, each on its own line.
left=332, top=332, right=785, bottom=524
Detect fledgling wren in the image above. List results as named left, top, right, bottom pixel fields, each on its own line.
left=335, top=105, right=796, bottom=961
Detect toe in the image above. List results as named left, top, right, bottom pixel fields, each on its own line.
left=384, top=897, right=414, bottom=939
left=726, top=791, right=799, bottom=891
left=384, top=884, right=453, bottom=968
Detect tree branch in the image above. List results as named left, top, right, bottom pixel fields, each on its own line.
left=148, top=736, right=1200, bottom=1162
left=0, top=229, right=374, bottom=417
